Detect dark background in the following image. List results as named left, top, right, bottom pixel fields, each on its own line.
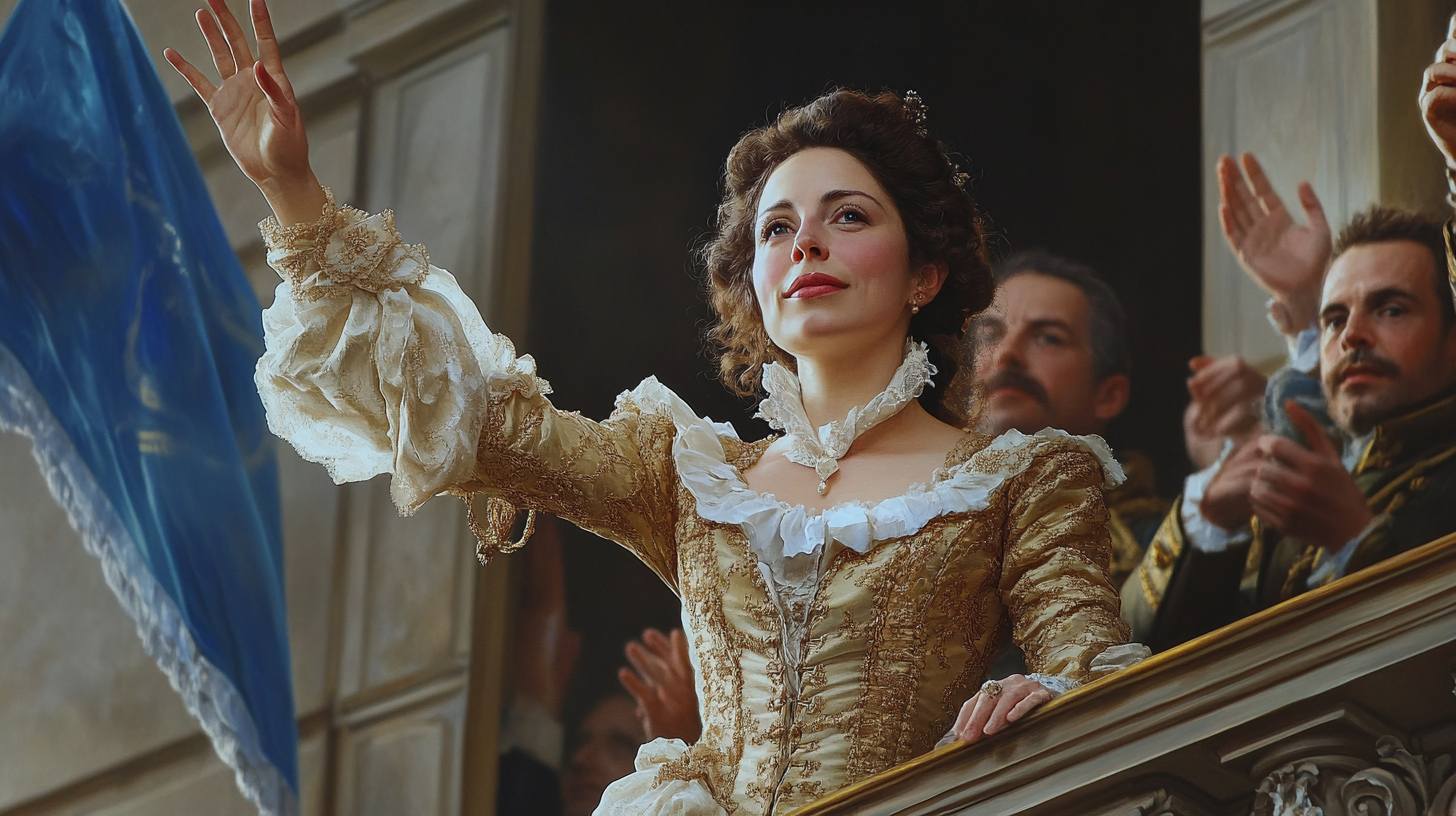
left=521, top=1, right=1204, bottom=732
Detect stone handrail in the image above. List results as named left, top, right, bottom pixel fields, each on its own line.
left=793, top=533, right=1456, bottom=816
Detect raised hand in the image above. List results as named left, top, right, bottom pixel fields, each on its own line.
left=510, top=516, right=582, bottom=720
left=1217, top=153, right=1331, bottom=333
left=1421, top=14, right=1456, bottom=174
left=164, top=0, right=325, bottom=225
left=618, top=628, right=702, bottom=744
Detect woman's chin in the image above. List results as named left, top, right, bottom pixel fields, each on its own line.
left=769, top=315, right=905, bottom=357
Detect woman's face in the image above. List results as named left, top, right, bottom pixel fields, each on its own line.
left=751, top=147, right=937, bottom=360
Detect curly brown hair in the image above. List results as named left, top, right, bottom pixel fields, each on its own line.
left=701, top=89, right=994, bottom=426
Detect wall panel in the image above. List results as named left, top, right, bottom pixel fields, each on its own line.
left=1202, top=0, right=1377, bottom=367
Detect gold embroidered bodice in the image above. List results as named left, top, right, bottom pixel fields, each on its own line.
left=254, top=193, right=1132, bottom=815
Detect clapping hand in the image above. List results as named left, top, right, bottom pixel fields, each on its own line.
left=1183, top=355, right=1267, bottom=470
left=1250, top=402, right=1372, bottom=552
left=164, top=0, right=325, bottom=225
left=1421, top=14, right=1456, bottom=174
left=1217, top=153, right=1331, bottom=333
left=619, top=628, right=702, bottom=744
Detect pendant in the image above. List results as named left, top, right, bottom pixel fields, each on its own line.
left=814, top=459, right=836, bottom=497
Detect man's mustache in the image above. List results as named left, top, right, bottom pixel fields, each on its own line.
left=982, top=369, right=1050, bottom=407
left=1327, top=348, right=1401, bottom=387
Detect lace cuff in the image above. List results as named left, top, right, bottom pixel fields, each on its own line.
left=1028, top=643, right=1149, bottom=698
left=593, top=739, right=728, bottom=816
left=1027, top=673, right=1079, bottom=697
left=260, top=187, right=430, bottom=302
left=256, top=189, right=546, bottom=514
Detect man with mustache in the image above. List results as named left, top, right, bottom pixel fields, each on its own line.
left=1125, top=199, right=1456, bottom=650
left=973, top=252, right=1171, bottom=588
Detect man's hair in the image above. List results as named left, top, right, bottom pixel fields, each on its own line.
left=1333, top=205, right=1455, bottom=327
left=992, top=250, right=1131, bottom=380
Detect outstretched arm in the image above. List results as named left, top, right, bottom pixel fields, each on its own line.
left=1216, top=153, right=1331, bottom=335
left=165, top=0, right=325, bottom=225
left=170, top=1, right=683, bottom=578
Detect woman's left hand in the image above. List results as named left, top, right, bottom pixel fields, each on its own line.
left=949, top=675, right=1053, bottom=743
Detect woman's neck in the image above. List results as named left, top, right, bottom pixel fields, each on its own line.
left=794, top=339, right=911, bottom=429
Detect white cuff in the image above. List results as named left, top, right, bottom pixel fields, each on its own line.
left=1026, top=643, right=1149, bottom=699
left=1181, top=439, right=1253, bottom=553
left=1027, top=673, right=1079, bottom=697
left=1286, top=326, right=1320, bottom=374
left=1266, top=298, right=1320, bottom=373
left=1306, top=514, right=1389, bottom=588
left=1089, top=643, right=1151, bottom=673
left=498, top=698, right=564, bottom=772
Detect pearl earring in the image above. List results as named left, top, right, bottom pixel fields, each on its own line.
left=911, top=304, right=920, bottom=314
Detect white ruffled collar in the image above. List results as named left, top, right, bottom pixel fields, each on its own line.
left=617, top=377, right=1125, bottom=587
left=755, top=341, right=935, bottom=496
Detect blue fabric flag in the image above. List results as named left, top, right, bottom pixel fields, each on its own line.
left=0, top=1, right=297, bottom=813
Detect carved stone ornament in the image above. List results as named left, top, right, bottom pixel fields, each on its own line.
left=1137, top=788, right=1183, bottom=816
left=1251, top=737, right=1456, bottom=816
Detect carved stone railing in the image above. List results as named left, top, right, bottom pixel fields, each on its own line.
left=792, top=533, right=1456, bottom=816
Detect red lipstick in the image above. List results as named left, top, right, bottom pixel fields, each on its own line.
left=785, top=272, right=848, bottom=299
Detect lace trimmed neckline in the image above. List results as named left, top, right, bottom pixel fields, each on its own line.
left=616, top=377, right=1126, bottom=573
left=756, top=340, right=935, bottom=496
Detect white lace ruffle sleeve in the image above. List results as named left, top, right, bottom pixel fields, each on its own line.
left=255, top=189, right=547, bottom=514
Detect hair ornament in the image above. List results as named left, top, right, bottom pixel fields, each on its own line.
left=903, top=90, right=929, bottom=137
left=904, top=90, right=967, bottom=190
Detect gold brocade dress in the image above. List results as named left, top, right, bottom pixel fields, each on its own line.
left=255, top=193, right=1136, bottom=816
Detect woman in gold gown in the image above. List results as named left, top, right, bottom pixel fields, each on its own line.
left=167, top=2, right=1142, bottom=813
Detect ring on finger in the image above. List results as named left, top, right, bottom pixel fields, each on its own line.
left=980, top=679, right=1003, bottom=698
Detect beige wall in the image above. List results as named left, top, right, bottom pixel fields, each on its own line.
left=1201, top=0, right=1448, bottom=369
left=0, top=0, right=540, bottom=814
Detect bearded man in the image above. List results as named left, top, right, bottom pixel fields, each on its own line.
left=1125, top=204, right=1456, bottom=650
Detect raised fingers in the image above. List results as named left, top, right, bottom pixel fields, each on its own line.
left=1217, top=155, right=1257, bottom=237
left=206, top=0, right=256, bottom=71
left=1296, top=181, right=1329, bottom=234
left=1437, top=34, right=1456, bottom=64
left=642, top=627, right=672, bottom=653
left=1240, top=153, right=1287, bottom=217
left=250, top=0, right=283, bottom=70
left=618, top=665, right=652, bottom=702
left=250, top=0, right=295, bottom=99
left=163, top=48, right=216, bottom=103
left=196, top=8, right=236, bottom=78
left=626, top=638, right=672, bottom=683
left=1425, top=62, right=1456, bottom=95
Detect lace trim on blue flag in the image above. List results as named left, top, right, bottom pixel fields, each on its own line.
left=0, top=344, right=299, bottom=816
